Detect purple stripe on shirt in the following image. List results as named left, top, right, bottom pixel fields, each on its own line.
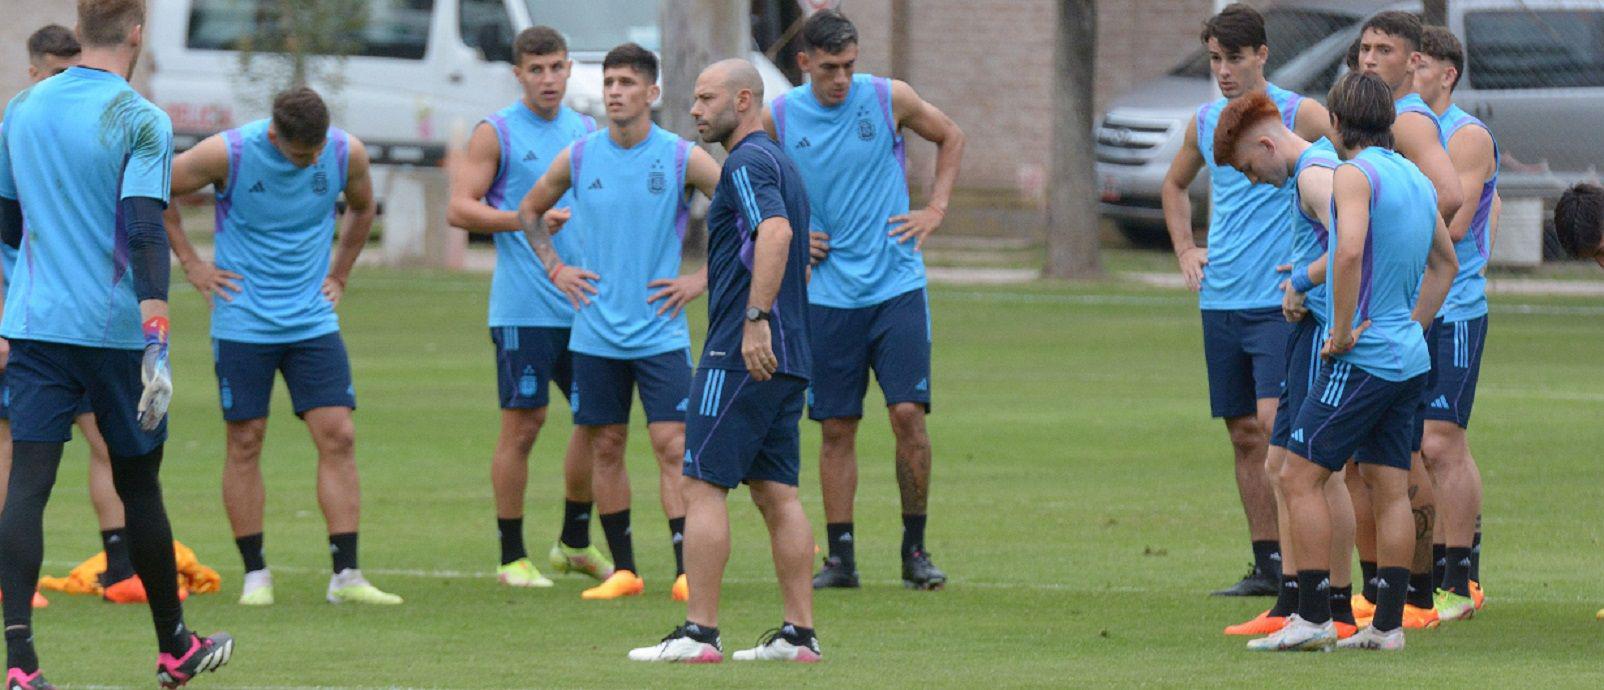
left=569, top=137, right=589, bottom=197
left=772, top=95, right=788, bottom=143
left=674, top=140, right=692, bottom=242
left=216, top=128, right=245, bottom=233
left=1471, top=181, right=1495, bottom=259
left=1357, top=224, right=1376, bottom=322
left=873, top=77, right=907, bottom=173
left=483, top=115, right=511, bottom=207
left=736, top=213, right=756, bottom=270
left=332, top=127, right=350, bottom=184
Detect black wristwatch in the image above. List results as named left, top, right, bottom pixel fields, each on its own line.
left=745, top=307, right=771, bottom=323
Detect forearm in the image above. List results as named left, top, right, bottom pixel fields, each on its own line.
left=925, top=133, right=965, bottom=212
left=1330, top=250, right=1362, bottom=334
left=328, top=207, right=377, bottom=284
left=1161, top=183, right=1196, bottom=255
left=163, top=205, right=204, bottom=268
left=122, top=197, right=171, bottom=302
left=139, top=299, right=170, bottom=324
left=1306, top=254, right=1328, bottom=287
left=748, top=228, right=790, bottom=309
left=516, top=206, right=561, bottom=272
left=448, top=197, right=521, bottom=233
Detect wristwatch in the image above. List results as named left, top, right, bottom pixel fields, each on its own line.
left=745, top=307, right=771, bottom=322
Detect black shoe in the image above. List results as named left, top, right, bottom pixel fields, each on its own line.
left=902, top=550, right=947, bottom=590
left=811, top=556, right=860, bottom=589
left=1210, top=565, right=1277, bottom=596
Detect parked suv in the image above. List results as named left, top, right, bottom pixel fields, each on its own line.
left=1095, top=0, right=1604, bottom=244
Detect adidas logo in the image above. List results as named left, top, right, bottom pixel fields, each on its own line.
left=1430, top=395, right=1450, bottom=410
left=1377, top=580, right=1390, bottom=589
left=1269, top=552, right=1282, bottom=562
left=914, top=378, right=928, bottom=392
left=796, top=137, right=811, bottom=148
left=675, top=398, right=688, bottom=412
left=576, top=513, right=589, bottom=521
left=838, top=532, right=853, bottom=543
left=673, top=532, right=684, bottom=544
left=1316, top=578, right=1330, bottom=592
left=248, top=181, right=266, bottom=193
left=1291, top=428, right=1305, bottom=443
left=588, top=179, right=603, bottom=190
left=523, top=150, right=538, bottom=162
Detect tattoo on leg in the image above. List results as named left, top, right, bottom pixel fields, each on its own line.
left=1413, top=504, right=1436, bottom=540
left=895, top=455, right=929, bottom=514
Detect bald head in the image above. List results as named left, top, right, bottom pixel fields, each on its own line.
left=692, top=59, right=765, bottom=148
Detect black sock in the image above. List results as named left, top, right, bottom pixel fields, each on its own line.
left=901, top=514, right=927, bottom=558
left=600, top=510, right=636, bottom=574
left=1295, top=570, right=1332, bottom=625
left=1432, top=543, right=1447, bottom=591
left=1360, top=561, right=1378, bottom=602
left=1469, top=527, right=1482, bottom=582
left=1443, top=547, right=1473, bottom=596
left=781, top=622, right=816, bottom=644
left=1269, top=574, right=1298, bottom=617
left=1373, top=567, right=1410, bottom=631
left=826, top=522, right=856, bottom=565
left=101, top=528, right=136, bottom=585
left=235, top=533, right=267, bottom=573
left=1330, top=585, right=1355, bottom=625
left=669, top=517, right=686, bottom=576
left=108, top=446, right=188, bottom=656
left=683, top=620, right=719, bottom=644
left=1251, top=540, right=1281, bottom=578
left=329, top=532, right=359, bottom=573
left=561, top=500, right=593, bottom=549
left=498, top=517, right=526, bottom=566
left=1407, top=571, right=1434, bottom=609
left=5, top=626, right=38, bottom=674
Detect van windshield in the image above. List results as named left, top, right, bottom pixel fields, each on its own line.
left=524, top=0, right=662, bottom=53
left=1170, top=8, right=1356, bottom=79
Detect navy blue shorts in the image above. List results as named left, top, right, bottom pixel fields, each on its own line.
left=807, top=288, right=931, bottom=421
left=1202, top=307, right=1291, bottom=418
left=1420, top=316, right=1487, bottom=429
left=1286, top=360, right=1427, bottom=472
left=4, top=340, right=164, bottom=456
left=0, top=370, right=91, bottom=421
left=491, top=326, right=573, bottom=410
left=214, top=333, right=356, bottom=422
left=1270, top=317, right=1326, bottom=450
left=683, top=369, right=806, bottom=489
left=571, top=350, right=692, bottom=426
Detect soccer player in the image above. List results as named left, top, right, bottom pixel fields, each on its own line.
left=163, top=87, right=400, bottom=606
left=1160, top=3, right=1332, bottom=596
left=1350, top=10, right=1463, bottom=627
left=513, top=44, right=722, bottom=601
left=628, top=57, right=820, bottom=663
left=765, top=8, right=965, bottom=591
left=0, top=1, right=233, bottom=686
left=1249, top=71, right=1457, bottom=652
left=0, top=23, right=149, bottom=611
left=1210, top=93, right=1358, bottom=639
left=1413, top=25, right=1497, bottom=620
left=1555, top=183, right=1604, bottom=269
left=446, top=26, right=614, bottom=589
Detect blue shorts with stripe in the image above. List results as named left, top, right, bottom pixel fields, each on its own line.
left=1201, top=307, right=1291, bottom=418
left=0, top=370, right=92, bottom=421
left=807, top=287, right=931, bottom=421
left=4, top=340, right=165, bottom=456
left=571, top=350, right=692, bottom=426
left=214, top=333, right=356, bottom=422
left=1419, top=315, right=1487, bottom=429
left=1270, top=317, right=1325, bottom=450
left=1286, top=360, right=1427, bottom=472
left=491, top=326, right=573, bottom=410
left=683, top=368, right=806, bottom=489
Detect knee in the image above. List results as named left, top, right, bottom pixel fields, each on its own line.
left=887, top=404, right=928, bottom=445
left=505, top=410, right=546, bottom=453
left=1227, top=419, right=1266, bottom=454
left=313, top=419, right=356, bottom=460
left=1419, top=431, right=1456, bottom=468
left=226, top=424, right=266, bottom=462
left=589, top=427, right=628, bottom=465
left=820, top=421, right=857, bottom=453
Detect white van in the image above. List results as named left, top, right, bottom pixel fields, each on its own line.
left=146, top=0, right=794, bottom=165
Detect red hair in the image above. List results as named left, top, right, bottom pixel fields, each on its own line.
left=1212, top=92, right=1283, bottom=167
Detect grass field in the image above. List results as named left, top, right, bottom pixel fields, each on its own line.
left=22, top=268, right=1604, bottom=688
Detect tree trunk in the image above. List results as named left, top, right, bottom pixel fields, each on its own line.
left=1423, top=0, right=1448, bottom=25
left=660, top=0, right=750, bottom=143
left=1044, top=0, right=1101, bottom=280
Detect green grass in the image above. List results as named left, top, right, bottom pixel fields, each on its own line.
left=25, top=269, right=1604, bottom=687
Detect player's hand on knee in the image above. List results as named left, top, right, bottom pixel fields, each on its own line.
left=742, top=321, right=777, bottom=382
left=138, top=317, right=173, bottom=431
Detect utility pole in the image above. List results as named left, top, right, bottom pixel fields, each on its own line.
left=1044, top=0, right=1101, bottom=279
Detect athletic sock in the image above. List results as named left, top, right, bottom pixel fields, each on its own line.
left=329, top=532, right=359, bottom=574
left=1432, top=543, right=1447, bottom=591
left=5, top=626, right=38, bottom=674
left=682, top=620, right=719, bottom=644
left=1443, top=547, right=1474, bottom=596
left=1469, top=527, right=1482, bottom=582
left=600, top=510, right=636, bottom=574
left=561, top=500, right=593, bottom=549
left=235, top=533, right=267, bottom=573
left=901, top=514, right=927, bottom=558
left=780, top=622, right=816, bottom=645
left=1251, top=540, right=1281, bottom=579
left=668, top=517, right=686, bottom=576
left=1295, top=570, right=1332, bottom=625
left=826, top=522, right=856, bottom=565
left=101, top=528, right=136, bottom=585
left=1330, top=585, right=1356, bottom=625
left=162, top=620, right=193, bottom=657
left=109, top=446, right=189, bottom=657
left=1360, top=561, right=1378, bottom=602
left=498, top=517, right=527, bottom=566
left=1407, top=572, right=1434, bottom=609
left=1373, top=567, right=1410, bottom=631
left=1268, top=574, right=1298, bottom=617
